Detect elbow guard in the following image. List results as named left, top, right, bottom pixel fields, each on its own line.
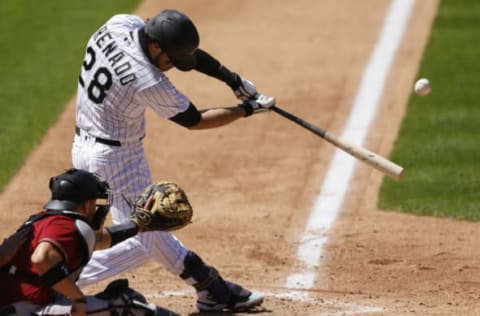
left=194, top=49, right=238, bottom=88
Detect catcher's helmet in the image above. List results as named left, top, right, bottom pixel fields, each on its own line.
left=144, top=9, right=199, bottom=71
left=43, top=168, right=109, bottom=211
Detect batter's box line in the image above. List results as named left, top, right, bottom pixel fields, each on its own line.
left=145, top=289, right=383, bottom=315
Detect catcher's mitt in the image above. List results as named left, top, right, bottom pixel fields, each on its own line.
left=131, top=182, right=193, bottom=232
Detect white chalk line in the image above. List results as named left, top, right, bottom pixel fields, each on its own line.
left=146, top=0, right=414, bottom=315
left=284, top=0, right=415, bottom=313
left=145, top=289, right=383, bottom=315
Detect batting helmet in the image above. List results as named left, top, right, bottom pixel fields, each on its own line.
left=144, top=9, right=199, bottom=71
left=43, top=168, right=109, bottom=211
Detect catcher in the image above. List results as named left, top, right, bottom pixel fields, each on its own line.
left=0, top=168, right=191, bottom=316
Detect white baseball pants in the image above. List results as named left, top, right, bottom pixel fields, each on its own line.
left=72, top=133, right=189, bottom=287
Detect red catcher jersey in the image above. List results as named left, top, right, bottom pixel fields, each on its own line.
left=0, top=213, right=93, bottom=306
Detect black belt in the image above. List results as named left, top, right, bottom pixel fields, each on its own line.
left=75, top=126, right=121, bottom=147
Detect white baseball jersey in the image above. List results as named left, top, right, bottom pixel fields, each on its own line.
left=72, top=14, right=193, bottom=285
left=76, top=14, right=190, bottom=142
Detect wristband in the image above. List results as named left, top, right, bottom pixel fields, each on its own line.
left=106, top=221, right=139, bottom=247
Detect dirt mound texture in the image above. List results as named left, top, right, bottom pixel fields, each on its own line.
left=3, top=0, right=480, bottom=315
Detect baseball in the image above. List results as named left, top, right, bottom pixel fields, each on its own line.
left=414, top=78, right=431, bottom=96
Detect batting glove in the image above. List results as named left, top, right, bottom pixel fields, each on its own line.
left=239, top=94, right=276, bottom=117
left=233, top=76, right=258, bottom=101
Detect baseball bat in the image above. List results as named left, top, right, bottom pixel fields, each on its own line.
left=272, top=106, right=404, bottom=180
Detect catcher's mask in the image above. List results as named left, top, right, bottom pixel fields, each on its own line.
left=43, top=168, right=111, bottom=229
left=144, top=9, right=199, bottom=71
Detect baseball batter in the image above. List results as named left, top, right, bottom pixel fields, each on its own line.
left=72, top=9, right=275, bottom=312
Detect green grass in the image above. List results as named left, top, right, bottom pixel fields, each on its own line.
left=379, top=0, right=480, bottom=221
left=0, top=0, right=139, bottom=191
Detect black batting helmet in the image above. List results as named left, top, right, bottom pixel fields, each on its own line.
left=144, top=9, right=199, bottom=71
left=43, top=168, right=109, bottom=211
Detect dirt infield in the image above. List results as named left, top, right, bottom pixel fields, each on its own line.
left=2, top=0, right=480, bottom=315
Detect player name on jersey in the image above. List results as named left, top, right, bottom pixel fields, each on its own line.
left=90, top=25, right=137, bottom=86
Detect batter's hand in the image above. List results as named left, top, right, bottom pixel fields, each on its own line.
left=239, top=94, right=276, bottom=117
left=233, top=76, right=258, bottom=101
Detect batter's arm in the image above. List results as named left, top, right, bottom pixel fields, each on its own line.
left=193, top=49, right=239, bottom=87
left=193, top=49, right=259, bottom=102
left=170, top=103, right=248, bottom=130
left=191, top=107, right=246, bottom=129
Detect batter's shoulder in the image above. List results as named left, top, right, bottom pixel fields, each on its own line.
left=107, top=14, right=145, bottom=29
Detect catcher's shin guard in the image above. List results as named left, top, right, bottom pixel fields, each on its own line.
left=180, top=251, right=264, bottom=312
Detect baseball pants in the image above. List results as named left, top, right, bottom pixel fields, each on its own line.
left=72, top=134, right=189, bottom=287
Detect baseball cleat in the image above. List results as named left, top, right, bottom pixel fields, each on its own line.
left=196, top=289, right=264, bottom=312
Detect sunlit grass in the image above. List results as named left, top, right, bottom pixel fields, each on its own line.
left=379, top=0, right=480, bottom=221
left=0, top=0, right=139, bottom=190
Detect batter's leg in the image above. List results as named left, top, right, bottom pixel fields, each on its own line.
left=78, top=229, right=188, bottom=287
left=77, top=233, right=148, bottom=287
left=73, top=140, right=190, bottom=285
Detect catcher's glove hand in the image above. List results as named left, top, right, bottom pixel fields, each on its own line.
left=131, top=182, right=193, bottom=232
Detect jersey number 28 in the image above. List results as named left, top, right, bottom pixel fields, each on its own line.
left=79, top=46, right=112, bottom=104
